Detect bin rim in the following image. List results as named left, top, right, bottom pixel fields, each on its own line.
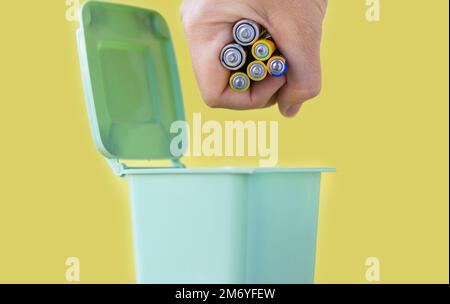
left=122, top=167, right=336, bottom=175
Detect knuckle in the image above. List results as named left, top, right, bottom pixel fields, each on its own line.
left=250, top=95, right=270, bottom=109
left=203, top=94, right=223, bottom=109
left=179, top=2, right=191, bottom=24
left=181, top=14, right=194, bottom=32
left=180, top=2, right=208, bottom=32
left=288, top=84, right=322, bottom=102
left=179, top=10, right=196, bottom=32
left=205, top=100, right=223, bottom=109
left=179, top=3, right=185, bottom=20
left=301, top=85, right=322, bottom=101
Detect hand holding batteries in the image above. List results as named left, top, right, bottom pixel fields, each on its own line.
left=181, top=0, right=328, bottom=117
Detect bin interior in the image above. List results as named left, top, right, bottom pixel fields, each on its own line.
left=78, top=1, right=185, bottom=162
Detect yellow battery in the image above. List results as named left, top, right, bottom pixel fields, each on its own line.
left=252, top=39, right=276, bottom=61
left=247, top=60, right=268, bottom=82
left=229, top=72, right=251, bottom=93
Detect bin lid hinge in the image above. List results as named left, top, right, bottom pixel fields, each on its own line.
left=106, top=159, right=127, bottom=177
left=106, top=158, right=186, bottom=177
left=171, top=159, right=186, bottom=169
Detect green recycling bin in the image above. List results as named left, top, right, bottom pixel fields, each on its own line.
left=77, top=1, right=334, bottom=284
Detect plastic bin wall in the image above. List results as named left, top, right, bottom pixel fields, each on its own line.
left=127, top=170, right=322, bottom=284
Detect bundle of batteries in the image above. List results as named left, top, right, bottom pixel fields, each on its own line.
left=220, top=20, right=288, bottom=93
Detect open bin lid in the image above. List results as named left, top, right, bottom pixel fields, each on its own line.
left=77, top=1, right=185, bottom=162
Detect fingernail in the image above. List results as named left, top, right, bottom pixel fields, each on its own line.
left=285, top=104, right=302, bottom=117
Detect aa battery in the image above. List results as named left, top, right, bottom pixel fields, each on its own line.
left=229, top=72, right=250, bottom=93
left=233, top=20, right=261, bottom=46
left=247, top=60, right=268, bottom=82
left=267, top=56, right=288, bottom=77
left=220, top=43, right=247, bottom=71
left=252, top=38, right=276, bottom=61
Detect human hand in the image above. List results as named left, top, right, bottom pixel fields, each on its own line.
left=180, top=0, right=328, bottom=117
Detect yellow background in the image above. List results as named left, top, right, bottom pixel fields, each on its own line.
left=0, top=0, right=448, bottom=283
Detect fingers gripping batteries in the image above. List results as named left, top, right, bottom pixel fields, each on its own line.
left=220, top=19, right=289, bottom=93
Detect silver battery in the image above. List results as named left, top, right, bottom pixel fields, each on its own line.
left=220, top=43, right=247, bottom=71
left=233, top=19, right=260, bottom=46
